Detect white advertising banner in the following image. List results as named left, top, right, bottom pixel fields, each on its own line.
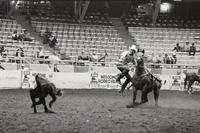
left=89, top=72, right=121, bottom=89
left=53, top=72, right=90, bottom=89
left=22, top=71, right=91, bottom=89
left=0, top=70, right=21, bottom=89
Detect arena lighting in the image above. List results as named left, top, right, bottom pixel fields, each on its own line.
left=10, top=0, right=16, bottom=5
left=160, top=2, right=172, bottom=13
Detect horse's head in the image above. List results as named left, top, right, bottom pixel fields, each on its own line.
left=136, top=57, right=144, bottom=68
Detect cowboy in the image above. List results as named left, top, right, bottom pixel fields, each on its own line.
left=116, top=45, right=137, bottom=93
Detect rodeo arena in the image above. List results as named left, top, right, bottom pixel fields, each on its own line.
left=1, top=0, right=200, bottom=132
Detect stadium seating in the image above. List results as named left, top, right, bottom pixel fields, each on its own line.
left=0, top=18, right=51, bottom=60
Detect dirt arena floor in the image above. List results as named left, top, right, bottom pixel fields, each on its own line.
left=0, top=89, right=200, bottom=133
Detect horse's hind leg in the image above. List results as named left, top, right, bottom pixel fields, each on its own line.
left=153, top=86, right=160, bottom=107
left=40, top=97, right=51, bottom=113
left=49, top=92, right=56, bottom=108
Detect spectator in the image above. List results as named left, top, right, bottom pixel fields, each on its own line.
left=90, top=52, right=99, bottom=62
left=16, top=46, right=24, bottom=57
left=49, top=35, right=58, bottom=49
left=0, top=46, right=5, bottom=56
left=19, top=30, right=32, bottom=41
left=53, top=64, right=60, bottom=72
left=152, top=54, right=159, bottom=63
left=78, top=50, right=90, bottom=61
left=12, top=30, right=20, bottom=41
left=43, top=28, right=52, bottom=44
left=90, top=51, right=108, bottom=66
left=171, top=53, right=177, bottom=64
left=157, top=54, right=163, bottom=64
left=189, top=43, right=196, bottom=56
left=37, top=47, right=49, bottom=64
left=16, top=46, right=24, bottom=64
left=173, top=43, right=181, bottom=52
left=183, top=42, right=190, bottom=52
left=163, top=54, right=171, bottom=64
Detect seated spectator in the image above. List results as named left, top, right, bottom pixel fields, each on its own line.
left=157, top=54, right=163, bottom=64
left=182, top=42, right=190, bottom=52
left=12, top=30, right=20, bottom=41
left=78, top=50, right=90, bottom=61
left=43, top=28, right=52, bottom=44
left=60, top=54, right=71, bottom=61
left=19, top=30, right=32, bottom=42
left=163, top=54, right=171, bottom=64
left=189, top=43, right=196, bottom=56
left=90, top=52, right=99, bottom=62
left=152, top=54, right=159, bottom=63
left=16, top=46, right=24, bottom=57
left=49, top=36, right=58, bottom=49
left=173, top=43, right=181, bottom=52
left=90, top=51, right=108, bottom=66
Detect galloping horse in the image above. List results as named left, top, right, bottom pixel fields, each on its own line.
left=126, top=57, right=162, bottom=108
left=184, top=72, right=200, bottom=94
left=30, top=75, right=62, bottom=113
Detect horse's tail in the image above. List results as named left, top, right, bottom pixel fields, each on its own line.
left=56, top=89, right=63, bottom=96
left=51, top=83, right=63, bottom=96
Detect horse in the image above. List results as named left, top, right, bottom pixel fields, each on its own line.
left=184, top=72, right=200, bottom=94
left=30, top=76, right=62, bottom=113
left=126, top=57, right=162, bottom=108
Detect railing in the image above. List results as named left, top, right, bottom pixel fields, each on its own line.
left=1, top=56, right=199, bottom=70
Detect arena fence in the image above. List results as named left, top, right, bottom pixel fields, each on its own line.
left=0, top=65, right=199, bottom=92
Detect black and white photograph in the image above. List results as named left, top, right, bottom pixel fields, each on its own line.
left=0, top=0, right=200, bottom=132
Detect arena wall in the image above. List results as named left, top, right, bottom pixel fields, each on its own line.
left=0, top=66, right=197, bottom=91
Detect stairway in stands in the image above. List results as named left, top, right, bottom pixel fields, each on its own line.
left=111, top=18, right=136, bottom=47
left=13, top=12, right=55, bottom=57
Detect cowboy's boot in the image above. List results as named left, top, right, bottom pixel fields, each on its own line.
left=116, top=73, right=124, bottom=85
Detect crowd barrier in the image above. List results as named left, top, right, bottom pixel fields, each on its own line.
left=0, top=66, right=195, bottom=92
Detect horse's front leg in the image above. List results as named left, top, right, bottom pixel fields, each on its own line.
left=188, top=81, right=193, bottom=94
left=126, top=86, right=137, bottom=108
left=141, top=84, right=149, bottom=104
left=30, top=90, right=37, bottom=113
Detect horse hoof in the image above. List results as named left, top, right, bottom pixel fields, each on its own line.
left=187, top=91, right=191, bottom=95
left=45, top=110, right=54, bottom=113
left=126, top=104, right=135, bottom=108
left=118, top=90, right=124, bottom=93
left=141, top=100, right=148, bottom=104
